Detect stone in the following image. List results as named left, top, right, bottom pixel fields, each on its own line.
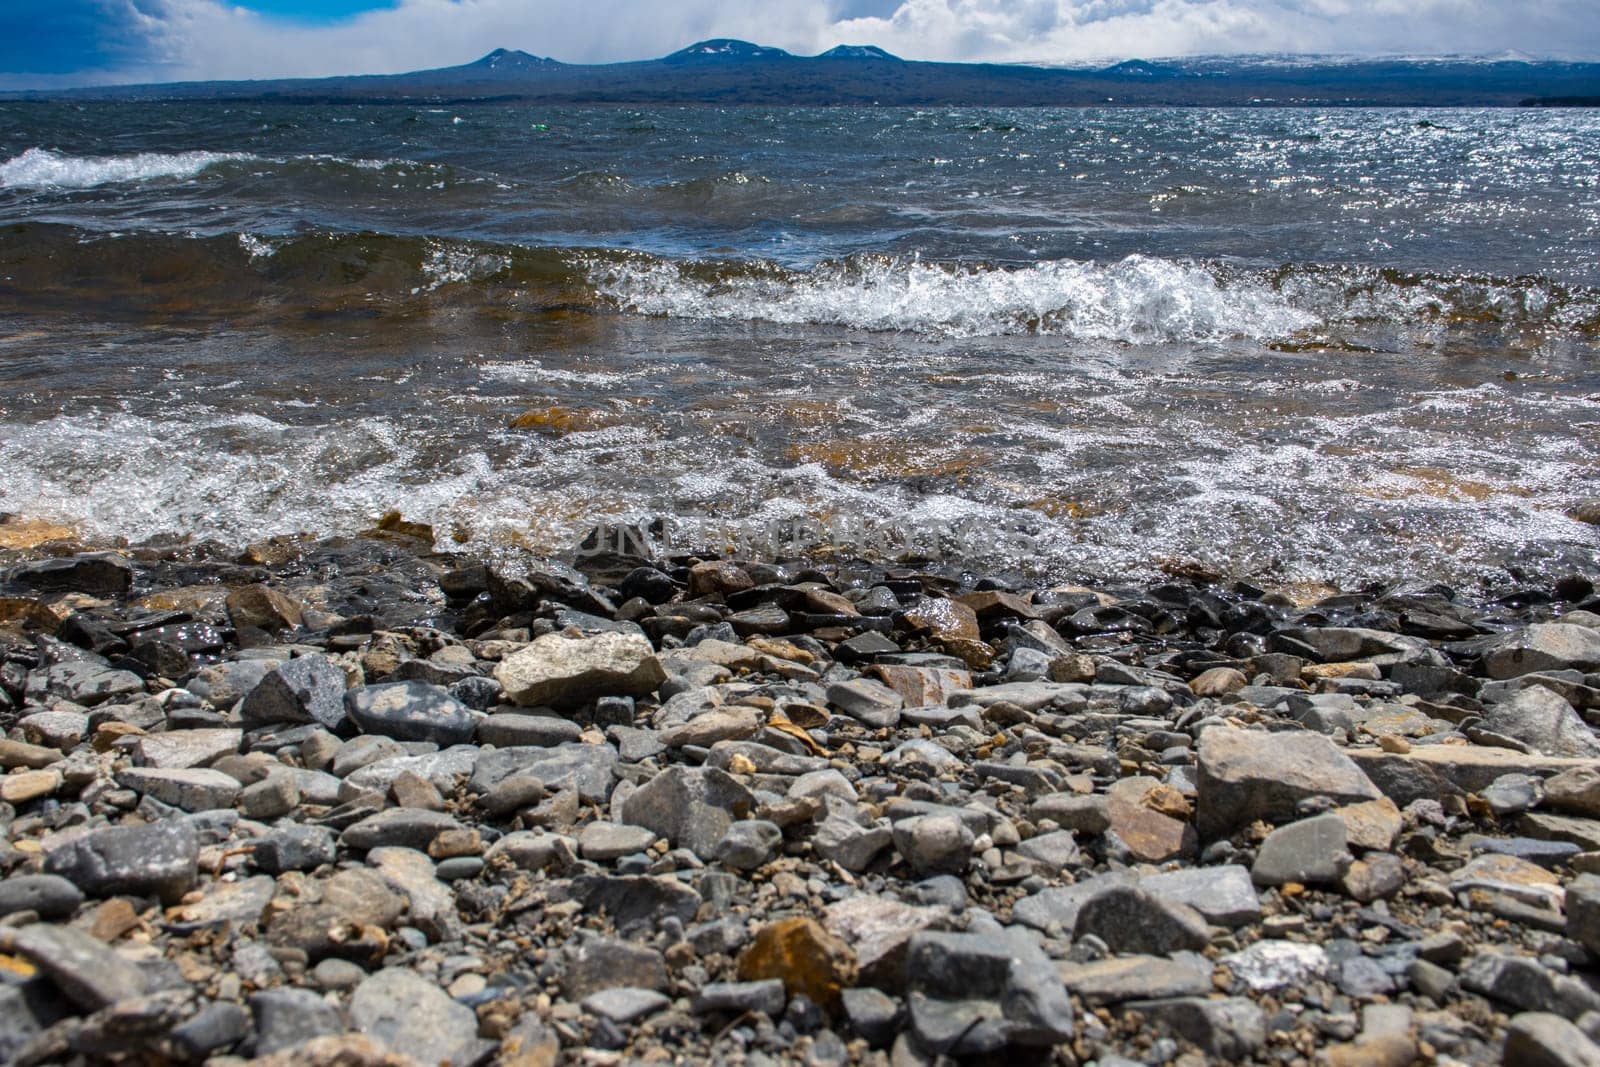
left=1482, top=686, right=1600, bottom=758
left=470, top=743, right=617, bottom=803
left=188, top=659, right=277, bottom=710
left=252, top=824, right=337, bottom=874
left=239, top=655, right=349, bottom=731
left=476, top=713, right=583, bottom=748
left=9, top=553, right=132, bottom=596
left=619, top=765, right=754, bottom=860
left=496, top=631, right=665, bottom=709
left=239, top=773, right=301, bottom=819
left=583, top=987, right=670, bottom=1024
left=562, top=936, right=669, bottom=999
left=715, top=819, right=783, bottom=869
left=348, top=967, right=482, bottom=1066
left=1059, top=952, right=1214, bottom=1005
left=905, top=927, right=1074, bottom=1050
left=1073, top=885, right=1210, bottom=955
left=823, top=895, right=950, bottom=991
left=43, top=818, right=198, bottom=901
left=892, top=812, right=974, bottom=876
left=1195, top=725, right=1381, bottom=839
left=872, top=664, right=972, bottom=707
left=170, top=1000, right=251, bottom=1060
left=1251, top=813, right=1352, bottom=886
left=0, top=874, right=83, bottom=920
left=133, top=729, right=242, bottom=770
left=368, top=849, right=460, bottom=941
left=1105, top=795, right=1196, bottom=863
left=826, top=678, right=904, bottom=728
left=1503, top=1012, right=1600, bottom=1067
left=696, top=979, right=788, bottom=1016
left=1190, top=666, right=1248, bottom=697
left=1223, top=940, right=1330, bottom=994
left=226, top=584, right=304, bottom=632
left=117, top=766, right=241, bottom=811
left=579, top=821, right=658, bottom=861
left=901, top=597, right=980, bottom=644
left=250, top=987, right=347, bottom=1055
left=1566, top=874, right=1600, bottom=958
left=345, top=681, right=477, bottom=746
left=0, top=738, right=66, bottom=770
left=1340, top=852, right=1406, bottom=902
left=1138, top=865, right=1262, bottom=927
left=1486, top=624, right=1600, bottom=680
left=1, top=768, right=62, bottom=804
left=568, top=875, right=702, bottom=935
left=661, top=705, right=761, bottom=747
left=1333, top=797, right=1403, bottom=851
left=1485, top=772, right=1546, bottom=816
left=736, top=917, right=859, bottom=1009
left=33, top=661, right=144, bottom=706
left=0, top=923, right=148, bottom=1010
left=173, top=874, right=275, bottom=929
left=1547, top=766, right=1600, bottom=818
left=266, top=868, right=405, bottom=963
left=340, top=809, right=461, bottom=852
left=1017, top=829, right=1081, bottom=869
left=1128, top=996, right=1265, bottom=1060
left=814, top=815, right=894, bottom=872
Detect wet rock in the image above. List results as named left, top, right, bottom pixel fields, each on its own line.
left=239, top=654, right=349, bottom=731
left=736, top=917, right=859, bottom=1009
left=496, top=631, right=665, bottom=709
left=226, top=584, right=304, bottom=632
left=9, top=552, right=133, bottom=597
left=43, top=818, right=199, bottom=901
left=1195, top=725, right=1381, bottom=839
left=344, top=681, right=476, bottom=746
left=619, top=765, right=754, bottom=860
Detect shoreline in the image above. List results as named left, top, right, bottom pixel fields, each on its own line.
left=1, top=519, right=1599, bottom=1062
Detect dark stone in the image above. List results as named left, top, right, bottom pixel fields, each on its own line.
left=43, top=818, right=199, bottom=902
left=0, top=874, right=84, bottom=920
left=251, top=825, right=337, bottom=875
left=1073, top=886, right=1210, bottom=955
left=569, top=874, right=703, bottom=936
left=239, top=655, right=350, bottom=731
left=249, top=987, right=346, bottom=1055
left=9, top=553, right=133, bottom=597
left=345, top=681, right=476, bottom=746
left=170, top=1000, right=251, bottom=1059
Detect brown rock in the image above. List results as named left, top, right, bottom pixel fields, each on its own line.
left=869, top=664, right=972, bottom=706
left=226, top=584, right=304, bottom=633
left=900, top=597, right=980, bottom=643
left=1106, top=795, right=1197, bottom=863
left=954, top=590, right=1038, bottom=621
left=800, top=588, right=860, bottom=616
left=0, top=768, right=62, bottom=804
left=1303, top=662, right=1383, bottom=682
left=735, top=917, right=858, bottom=1008
left=1333, top=797, right=1403, bottom=851
left=687, top=561, right=753, bottom=599
left=0, top=739, right=64, bottom=770
left=249, top=1034, right=426, bottom=1067
left=1049, top=653, right=1098, bottom=684
left=1190, top=667, right=1248, bottom=697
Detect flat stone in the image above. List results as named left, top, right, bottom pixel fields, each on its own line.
left=476, top=713, right=583, bottom=748
left=661, top=705, right=762, bottom=748
left=252, top=824, right=337, bottom=874
left=562, top=936, right=669, bottom=998
left=187, top=659, right=277, bottom=711
left=226, top=584, right=303, bottom=632
left=814, top=815, right=894, bottom=872
left=568, top=875, right=702, bottom=936
left=469, top=743, right=617, bottom=803
left=736, top=917, right=859, bottom=1010
left=695, top=979, right=788, bottom=1016
left=9, top=553, right=132, bottom=596
left=582, top=987, right=670, bottom=1024
left=0, top=768, right=62, bottom=804
left=1139, top=865, right=1262, bottom=927
left=171, top=875, right=275, bottom=929
left=1486, top=624, right=1600, bottom=680
left=905, top=927, right=1074, bottom=1050
left=1251, top=813, right=1352, bottom=887
left=1105, top=795, right=1196, bottom=863
left=32, top=661, right=143, bottom=707
left=1503, top=1011, right=1600, bottom=1067
left=1195, top=725, right=1381, bottom=839
left=0, top=739, right=64, bottom=770
left=116, top=766, right=241, bottom=811
left=339, top=808, right=462, bottom=852
left=1128, top=996, right=1266, bottom=1059
left=580, top=821, right=659, bottom=861
left=826, top=678, right=904, bottom=729
left=1333, top=797, right=1404, bottom=851
left=1017, top=829, right=1082, bottom=869
left=1, top=923, right=148, bottom=1011
left=133, top=729, right=242, bottom=770
left=1059, top=952, right=1214, bottom=1005
left=496, top=631, right=665, bottom=709
left=43, top=818, right=199, bottom=902
left=1545, top=765, right=1600, bottom=818
left=0, top=874, right=83, bottom=920
left=1350, top=746, right=1599, bottom=805
left=249, top=988, right=348, bottom=1055
left=1222, top=940, right=1329, bottom=993
left=1482, top=686, right=1600, bottom=758
left=345, top=681, right=477, bottom=746
left=823, top=895, right=950, bottom=991
left=870, top=664, right=971, bottom=707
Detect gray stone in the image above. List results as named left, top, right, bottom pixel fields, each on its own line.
left=252, top=824, right=337, bottom=874
left=1338, top=955, right=1396, bottom=998
left=1484, top=773, right=1546, bottom=817
left=496, top=631, right=665, bottom=709
left=823, top=895, right=950, bottom=991
left=562, top=936, right=668, bottom=999
left=348, top=967, right=482, bottom=1065
left=1482, top=686, right=1600, bottom=759
left=1073, top=885, right=1210, bottom=955
left=1503, top=1012, right=1600, bottom=1067
left=1138, top=865, right=1262, bottom=926
left=188, top=659, right=277, bottom=711
left=0, top=923, right=148, bottom=1010
left=1566, top=874, right=1600, bottom=958
left=619, top=765, right=755, bottom=860
left=9, top=552, right=132, bottom=596
left=1487, top=624, right=1600, bottom=680
left=1127, top=996, right=1265, bottom=1060
left=470, top=743, right=617, bottom=803
left=696, top=979, right=788, bottom=1016
left=367, top=848, right=461, bottom=941
left=476, top=713, right=583, bottom=748
left=339, top=809, right=461, bottom=852
left=582, top=987, right=670, bottom=1024
left=43, top=818, right=199, bottom=901
left=345, top=681, right=476, bottom=746
left=239, top=655, right=349, bottom=731
left=133, top=729, right=242, bottom=770
left=170, top=1000, right=251, bottom=1060
left=1195, top=725, right=1381, bottom=839
left=1461, top=953, right=1560, bottom=1013
left=33, top=661, right=143, bottom=707
left=715, top=819, right=783, bottom=870
left=1222, top=940, right=1329, bottom=992
left=0, top=874, right=84, bottom=920
left=116, top=766, right=241, bottom=811
left=579, top=821, right=658, bottom=861
left=1059, top=952, right=1214, bottom=1005
left=661, top=705, right=761, bottom=748
left=1011, top=873, right=1138, bottom=934
left=1250, top=813, right=1352, bottom=887
left=1016, top=829, right=1081, bottom=869
left=250, top=987, right=346, bottom=1055
left=826, top=678, right=904, bottom=728
left=238, top=773, right=301, bottom=819
left=892, top=813, right=974, bottom=876
left=841, top=987, right=899, bottom=1048
left=568, top=875, right=702, bottom=936
left=344, top=746, right=479, bottom=796
left=906, top=927, right=1074, bottom=1050
left=814, top=815, right=893, bottom=872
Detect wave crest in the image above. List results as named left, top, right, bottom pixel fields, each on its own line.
left=0, top=147, right=252, bottom=190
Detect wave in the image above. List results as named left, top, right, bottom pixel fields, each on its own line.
left=0, top=222, right=1595, bottom=342
left=0, top=147, right=254, bottom=190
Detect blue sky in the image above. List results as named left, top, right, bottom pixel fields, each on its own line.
left=4, top=0, right=1597, bottom=89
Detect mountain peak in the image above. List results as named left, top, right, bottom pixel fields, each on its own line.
left=472, top=49, right=557, bottom=70
left=820, top=45, right=901, bottom=61
left=666, top=40, right=792, bottom=62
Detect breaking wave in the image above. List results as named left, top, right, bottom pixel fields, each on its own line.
left=0, top=147, right=254, bottom=190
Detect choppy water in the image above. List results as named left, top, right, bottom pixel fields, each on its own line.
left=0, top=102, right=1597, bottom=587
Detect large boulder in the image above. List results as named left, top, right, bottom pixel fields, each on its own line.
left=496, top=632, right=665, bottom=709
left=1485, top=624, right=1600, bottom=680
left=1195, top=726, right=1381, bottom=840
left=8, top=553, right=133, bottom=597
left=1481, top=686, right=1600, bottom=759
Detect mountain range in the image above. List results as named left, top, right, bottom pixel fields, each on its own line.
left=8, top=39, right=1599, bottom=107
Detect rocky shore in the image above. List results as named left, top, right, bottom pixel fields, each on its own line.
left=3, top=522, right=1600, bottom=1066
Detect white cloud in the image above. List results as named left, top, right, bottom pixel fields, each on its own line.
left=42, top=0, right=1600, bottom=85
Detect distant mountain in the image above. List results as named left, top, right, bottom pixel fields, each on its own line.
left=7, top=39, right=1598, bottom=106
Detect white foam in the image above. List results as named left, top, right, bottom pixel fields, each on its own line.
left=590, top=254, right=1318, bottom=342
left=0, top=147, right=251, bottom=190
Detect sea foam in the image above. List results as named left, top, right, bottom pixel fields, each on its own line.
left=0, top=147, right=250, bottom=190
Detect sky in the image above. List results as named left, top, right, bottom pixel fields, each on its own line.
left=3, top=0, right=1598, bottom=89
